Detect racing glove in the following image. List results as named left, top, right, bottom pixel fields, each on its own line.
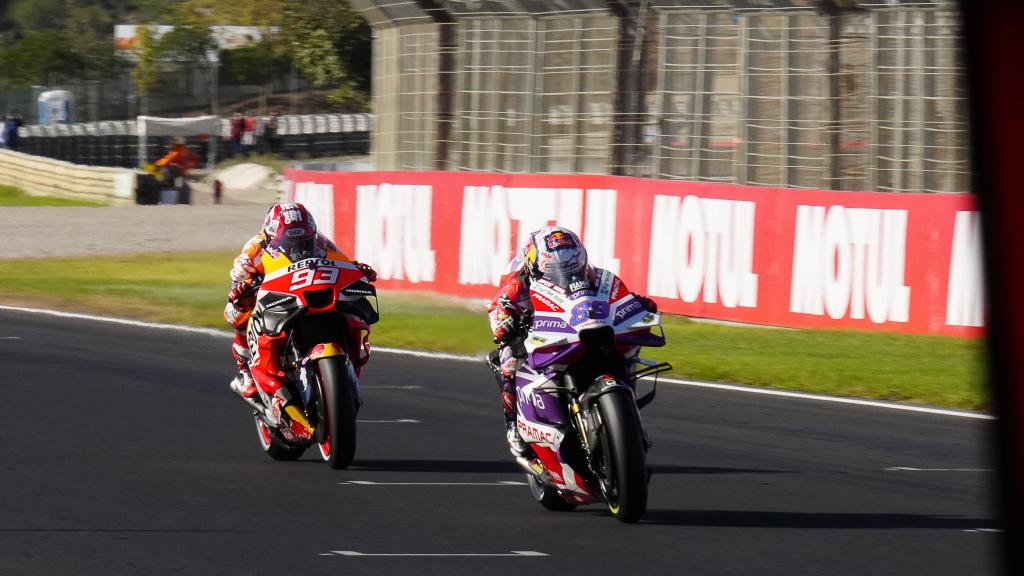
left=492, top=313, right=519, bottom=346
left=353, top=261, right=378, bottom=282
left=634, top=293, right=658, bottom=313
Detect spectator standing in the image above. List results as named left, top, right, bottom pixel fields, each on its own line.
left=230, top=112, right=243, bottom=157
left=2, top=112, right=24, bottom=151
left=242, top=112, right=256, bottom=156
left=261, top=111, right=280, bottom=154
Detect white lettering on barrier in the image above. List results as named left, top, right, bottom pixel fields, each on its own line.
left=292, top=181, right=335, bottom=242
left=789, top=205, right=910, bottom=323
left=945, top=211, right=985, bottom=327
left=458, top=186, right=621, bottom=286
left=646, top=195, right=758, bottom=308
left=355, top=184, right=436, bottom=283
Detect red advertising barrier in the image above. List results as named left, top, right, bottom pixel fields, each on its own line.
left=283, top=169, right=984, bottom=338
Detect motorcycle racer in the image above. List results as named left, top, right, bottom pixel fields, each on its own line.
left=225, top=202, right=376, bottom=439
left=487, top=226, right=657, bottom=456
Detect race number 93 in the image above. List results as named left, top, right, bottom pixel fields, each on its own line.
left=290, top=267, right=339, bottom=290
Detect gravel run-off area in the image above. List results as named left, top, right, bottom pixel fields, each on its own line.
left=3, top=204, right=272, bottom=259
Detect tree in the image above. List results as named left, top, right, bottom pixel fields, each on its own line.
left=281, top=0, right=370, bottom=110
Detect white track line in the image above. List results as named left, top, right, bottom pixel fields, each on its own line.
left=0, top=304, right=994, bottom=420
left=356, top=419, right=420, bottom=423
left=885, top=467, right=994, bottom=472
left=325, top=550, right=547, bottom=557
left=340, top=480, right=527, bottom=486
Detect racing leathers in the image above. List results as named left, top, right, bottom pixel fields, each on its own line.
left=488, top=256, right=657, bottom=456
left=224, top=233, right=376, bottom=405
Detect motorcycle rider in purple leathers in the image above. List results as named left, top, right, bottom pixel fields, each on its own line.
left=487, top=226, right=658, bottom=456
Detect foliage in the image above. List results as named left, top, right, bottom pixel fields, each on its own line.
left=219, top=41, right=289, bottom=85
left=132, top=24, right=160, bottom=97
left=0, top=0, right=140, bottom=87
left=0, top=31, right=77, bottom=87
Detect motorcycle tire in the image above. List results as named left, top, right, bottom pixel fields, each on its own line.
left=527, top=473, right=577, bottom=511
left=318, top=357, right=358, bottom=469
left=255, top=415, right=306, bottom=461
left=594, top=388, right=648, bottom=523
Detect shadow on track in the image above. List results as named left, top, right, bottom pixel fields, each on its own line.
left=349, top=459, right=520, bottom=473
left=637, top=509, right=995, bottom=529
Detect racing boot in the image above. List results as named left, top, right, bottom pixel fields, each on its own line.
left=499, top=369, right=529, bottom=458
left=229, top=330, right=257, bottom=399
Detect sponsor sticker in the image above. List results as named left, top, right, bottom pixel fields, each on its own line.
left=544, top=230, right=577, bottom=251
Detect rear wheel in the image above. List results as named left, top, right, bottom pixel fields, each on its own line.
left=593, top=387, right=648, bottom=523
left=318, top=357, right=357, bottom=469
left=255, top=416, right=306, bottom=461
left=527, top=474, right=576, bottom=511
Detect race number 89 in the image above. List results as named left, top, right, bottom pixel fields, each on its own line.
left=290, top=267, right=339, bottom=290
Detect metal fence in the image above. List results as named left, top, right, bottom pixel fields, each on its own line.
left=2, top=66, right=321, bottom=125
left=353, top=0, right=969, bottom=193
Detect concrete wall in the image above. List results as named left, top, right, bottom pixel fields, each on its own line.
left=0, top=149, right=136, bottom=205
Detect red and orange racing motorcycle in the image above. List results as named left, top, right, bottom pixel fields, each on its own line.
left=239, top=250, right=378, bottom=469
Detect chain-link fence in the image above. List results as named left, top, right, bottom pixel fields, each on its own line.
left=354, top=0, right=968, bottom=193
left=2, top=65, right=324, bottom=124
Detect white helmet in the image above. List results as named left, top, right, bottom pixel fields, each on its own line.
left=524, top=226, right=588, bottom=282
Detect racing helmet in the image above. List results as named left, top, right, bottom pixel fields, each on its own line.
left=524, top=226, right=589, bottom=286
left=262, top=202, right=317, bottom=261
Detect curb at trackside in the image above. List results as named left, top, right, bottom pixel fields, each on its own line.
left=0, top=304, right=994, bottom=421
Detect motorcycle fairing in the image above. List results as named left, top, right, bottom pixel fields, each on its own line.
left=303, top=342, right=346, bottom=365
left=514, top=365, right=598, bottom=501
left=524, top=269, right=666, bottom=371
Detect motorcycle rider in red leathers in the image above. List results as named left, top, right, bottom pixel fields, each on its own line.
left=225, top=202, right=376, bottom=441
left=488, top=226, right=657, bottom=456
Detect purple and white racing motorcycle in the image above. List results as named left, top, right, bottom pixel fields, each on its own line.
left=494, top=268, right=671, bottom=523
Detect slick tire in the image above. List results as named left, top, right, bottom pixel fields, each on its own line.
left=319, top=357, right=358, bottom=470
left=527, top=474, right=576, bottom=511
left=595, top=388, right=648, bottom=523
left=255, top=416, right=306, bottom=461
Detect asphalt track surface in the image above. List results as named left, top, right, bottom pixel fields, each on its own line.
left=0, top=309, right=998, bottom=575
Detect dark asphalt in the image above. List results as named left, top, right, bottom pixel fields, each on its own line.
left=0, top=309, right=999, bottom=575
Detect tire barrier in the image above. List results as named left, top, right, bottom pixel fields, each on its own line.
left=15, top=113, right=372, bottom=168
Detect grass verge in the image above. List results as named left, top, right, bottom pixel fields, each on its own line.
left=0, top=184, right=106, bottom=207
left=0, top=251, right=987, bottom=410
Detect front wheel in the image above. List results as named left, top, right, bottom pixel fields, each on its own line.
left=255, top=416, right=306, bottom=461
left=594, top=388, right=648, bottom=523
left=527, top=474, right=576, bottom=512
left=317, top=357, right=358, bottom=469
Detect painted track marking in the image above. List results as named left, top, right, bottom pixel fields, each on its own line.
left=357, top=419, right=419, bottom=423
left=885, top=467, right=993, bottom=472
left=339, top=480, right=527, bottom=486
left=324, top=550, right=547, bottom=557
left=0, top=304, right=994, bottom=420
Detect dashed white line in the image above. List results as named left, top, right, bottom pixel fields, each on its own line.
left=0, top=304, right=995, bottom=420
left=325, top=550, right=547, bottom=557
left=963, top=528, right=1002, bottom=533
left=0, top=336, right=21, bottom=340
left=356, top=419, right=420, bottom=423
left=885, top=467, right=993, bottom=472
left=364, top=385, right=423, bottom=390
left=339, top=480, right=527, bottom=486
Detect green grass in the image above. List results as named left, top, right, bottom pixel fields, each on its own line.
left=0, top=251, right=988, bottom=410
left=0, top=184, right=106, bottom=207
